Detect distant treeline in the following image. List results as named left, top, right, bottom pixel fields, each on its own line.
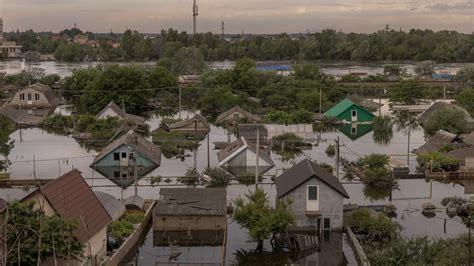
left=5, top=27, right=474, bottom=62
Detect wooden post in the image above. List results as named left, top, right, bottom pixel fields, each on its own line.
left=207, top=133, right=210, bottom=168
left=335, top=137, right=340, bottom=179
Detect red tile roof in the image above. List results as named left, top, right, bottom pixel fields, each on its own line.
left=39, top=169, right=111, bottom=243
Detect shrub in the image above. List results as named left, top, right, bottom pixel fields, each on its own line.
left=203, top=167, right=231, bottom=186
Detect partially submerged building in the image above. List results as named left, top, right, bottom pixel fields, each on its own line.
left=22, top=169, right=112, bottom=264
left=238, top=123, right=315, bottom=145
left=215, top=106, right=261, bottom=126
left=153, top=188, right=227, bottom=246
left=346, top=94, right=383, bottom=112
left=91, top=130, right=161, bottom=187
left=1, top=83, right=60, bottom=125
left=217, top=137, right=274, bottom=176
left=337, top=123, right=373, bottom=141
left=167, top=113, right=211, bottom=135
left=275, top=159, right=349, bottom=232
left=419, top=101, right=474, bottom=130
left=413, top=130, right=461, bottom=155
left=96, top=101, right=146, bottom=129
left=324, top=99, right=375, bottom=123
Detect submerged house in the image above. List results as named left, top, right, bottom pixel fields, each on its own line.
left=217, top=137, right=275, bottom=176
left=337, top=123, right=373, bottom=141
left=346, top=94, right=383, bottom=112
left=413, top=130, right=461, bottom=155
left=324, top=99, right=375, bottom=123
left=153, top=188, right=227, bottom=246
left=419, top=101, right=474, bottom=130
left=91, top=130, right=161, bottom=187
left=1, top=83, right=60, bottom=125
left=275, top=159, right=349, bottom=232
left=238, top=123, right=315, bottom=145
left=22, top=169, right=112, bottom=264
left=167, top=113, right=211, bottom=135
left=215, top=106, right=261, bottom=126
left=96, top=101, right=146, bottom=129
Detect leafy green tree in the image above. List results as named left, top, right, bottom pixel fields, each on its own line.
left=455, top=65, right=474, bottom=88
left=171, top=47, right=206, bottom=75
left=292, top=64, right=326, bottom=81
left=414, top=61, right=435, bottom=77
left=456, top=89, right=474, bottom=116
left=425, top=108, right=467, bottom=136
left=394, top=111, right=420, bottom=166
left=388, top=80, right=427, bottom=105
left=0, top=115, right=14, bottom=171
left=3, top=201, right=84, bottom=265
left=373, top=115, right=393, bottom=146
left=383, top=64, right=404, bottom=76
left=416, top=152, right=460, bottom=172
left=233, top=189, right=293, bottom=251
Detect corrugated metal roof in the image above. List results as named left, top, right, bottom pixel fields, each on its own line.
left=155, top=188, right=226, bottom=216
left=94, top=191, right=126, bottom=221
left=124, top=195, right=145, bottom=210
left=266, top=124, right=315, bottom=142
left=217, top=137, right=274, bottom=167
left=169, top=113, right=210, bottom=132
left=38, top=169, right=112, bottom=243
left=276, top=159, right=349, bottom=199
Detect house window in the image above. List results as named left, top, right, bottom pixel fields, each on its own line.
left=129, top=153, right=135, bottom=161
left=121, top=152, right=127, bottom=159
left=113, top=153, right=120, bottom=161
left=113, top=171, right=120, bottom=178
left=27, top=93, right=32, bottom=101
left=35, top=93, right=40, bottom=101
left=351, top=110, right=357, bottom=117
left=121, top=173, right=127, bottom=178
left=351, top=124, right=357, bottom=134
left=20, top=93, right=25, bottom=100
left=308, top=186, right=318, bottom=200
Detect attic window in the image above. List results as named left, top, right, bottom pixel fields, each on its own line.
left=114, top=153, right=120, bottom=161
left=35, top=93, right=40, bottom=101
left=20, top=93, right=25, bottom=100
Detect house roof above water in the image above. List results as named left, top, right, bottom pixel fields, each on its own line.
left=155, top=188, right=227, bottom=217
left=276, top=159, right=349, bottom=199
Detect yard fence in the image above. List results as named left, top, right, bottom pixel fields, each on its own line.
left=345, top=226, right=370, bottom=266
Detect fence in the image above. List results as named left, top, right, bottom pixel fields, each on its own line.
left=102, top=200, right=156, bottom=266
left=345, top=226, right=370, bottom=266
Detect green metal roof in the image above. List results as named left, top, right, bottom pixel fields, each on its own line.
left=324, top=98, right=358, bottom=117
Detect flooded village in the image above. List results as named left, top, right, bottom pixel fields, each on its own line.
left=0, top=4, right=473, bottom=265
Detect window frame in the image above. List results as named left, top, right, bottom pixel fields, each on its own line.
left=307, top=185, right=319, bottom=201
left=113, top=152, right=120, bottom=161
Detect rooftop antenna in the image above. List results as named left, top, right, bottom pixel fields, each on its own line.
left=193, top=0, right=198, bottom=74
left=221, top=20, right=225, bottom=40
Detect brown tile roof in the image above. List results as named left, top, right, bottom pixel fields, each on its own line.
left=276, top=159, right=349, bottom=199
left=38, top=169, right=111, bottom=243
left=215, top=106, right=261, bottom=124
left=155, top=188, right=227, bottom=216
left=91, top=129, right=161, bottom=166
left=413, top=130, right=459, bottom=155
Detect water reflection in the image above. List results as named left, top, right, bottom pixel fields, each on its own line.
left=337, top=123, right=373, bottom=141
left=94, top=165, right=157, bottom=188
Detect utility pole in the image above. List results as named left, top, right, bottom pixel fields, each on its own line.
left=221, top=21, right=225, bottom=40
left=33, top=154, right=36, bottom=180
left=193, top=0, right=198, bottom=74
left=335, top=137, right=340, bottom=179
left=318, top=87, right=322, bottom=118
left=255, top=127, right=260, bottom=190
left=178, top=86, right=182, bottom=119
left=207, top=133, right=210, bottom=168
left=134, top=158, right=138, bottom=196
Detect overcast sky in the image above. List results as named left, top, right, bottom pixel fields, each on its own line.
left=1, top=0, right=473, bottom=33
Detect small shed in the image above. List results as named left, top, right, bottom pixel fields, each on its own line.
left=153, top=188, right=227, bottom=246
left=168, top=113, right=211, bottom=135
left=324, top=99, right=375, bottom=123
left=276, top=159, right=349, bottom=232
left=215, top=106, right=261, bottom=125
left=217, top=137, right=274, bottom=176
left=124, top=195, right=145, bottom=211
left=94, top=191, right=126, bottom=221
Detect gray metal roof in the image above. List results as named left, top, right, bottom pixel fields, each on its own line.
left=124, top=195, right=145, bottom=210
left=169, top=113, right=211, bottom=132
left=217, top=137, right=274, bottom=166
left=155, top=188, right=227, bottom=216
left=276, top=159, right=349, bottom=199
left=94, top=191, right=126, bottom=221
left=91, top=129, right=161, bottom=166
